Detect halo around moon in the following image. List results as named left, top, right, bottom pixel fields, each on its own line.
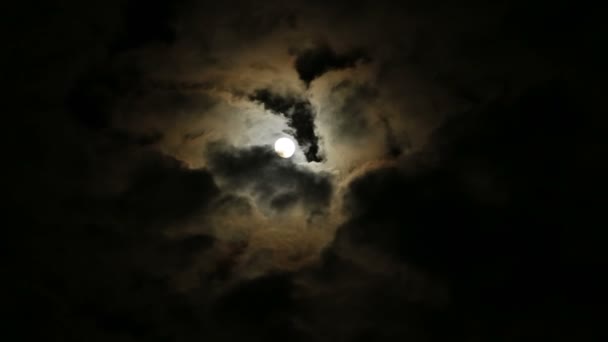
left=274, top=137, right=296, bottom=158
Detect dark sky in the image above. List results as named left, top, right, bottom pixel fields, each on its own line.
left=5, top=0, right=608, bottom=341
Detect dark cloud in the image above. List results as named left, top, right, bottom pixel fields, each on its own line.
left=212, top=194, right=255, bottom=217
left=379, top=115, right=404, bottom=158
left=6, top=151, right=223, bottom=341
left=328, top=81, right=376, bottom=140
left=118, top=153, right=220, bottom=224
left=326, top=81, right=410, bottom=158
left=329, top=83, right=607, bottom=340
left=67, top=63, right=143, bottom=131
left=207, top=144, right=333, bottom=214
left=250, top=89, right=323, bottom=162
left=293, top=43, right=369, bottom=86
left=7, top=0, right=608, bottom=341
left=110, top=0, right=179, bottom=52
left=290, top=252, right=448, bottom=341
left=212, top=273, right=297, bottom=332
left=270, top=192, right=300, bottom=211
left=67, top=62, right=217, bottom=149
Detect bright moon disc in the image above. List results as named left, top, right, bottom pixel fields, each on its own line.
left=274, top=137, right=296, bottom=158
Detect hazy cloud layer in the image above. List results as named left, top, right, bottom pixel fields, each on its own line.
left=7, top=0, right=607, bottom=340
left=249, top=89, right=323, bottom=162
left=293, top=43, right=370, bottom=86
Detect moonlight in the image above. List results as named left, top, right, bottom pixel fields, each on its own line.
left=274, top=137, right=296, bottom=158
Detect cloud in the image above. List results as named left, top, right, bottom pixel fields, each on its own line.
left=207, top=144, right=333, bottom=215
left=211, top=272, right=298, bottom=339
left=117, top=152, right=220, bottom=224
left=325, top=81, right=377, bottom=140
left=323, top=83, right=607, bottom=339
left=8, top=0, right=608, bottom=340
left=249, top=89, right=324, bottom=162
left=110, top=0, right=178, bottom=52
left=67, top=63, right=218, bottom=145
left=6, top=149, right=225, bottom=340
left=379, top=115, right=406, bottom=158
left=66, top=63, right=143, bottom=131
left=293, top=43, right=370, bottom=86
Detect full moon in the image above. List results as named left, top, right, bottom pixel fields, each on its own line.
left=274, top=137, right=296, bottom=158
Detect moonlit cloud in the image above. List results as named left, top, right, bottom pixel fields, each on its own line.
left=7, top=0, right=606, bottom=340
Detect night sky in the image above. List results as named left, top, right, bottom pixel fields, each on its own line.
left=5, top=1, right=608, bottom=341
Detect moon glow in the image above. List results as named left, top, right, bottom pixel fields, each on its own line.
left=274, top=137, right=296, bottom=158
